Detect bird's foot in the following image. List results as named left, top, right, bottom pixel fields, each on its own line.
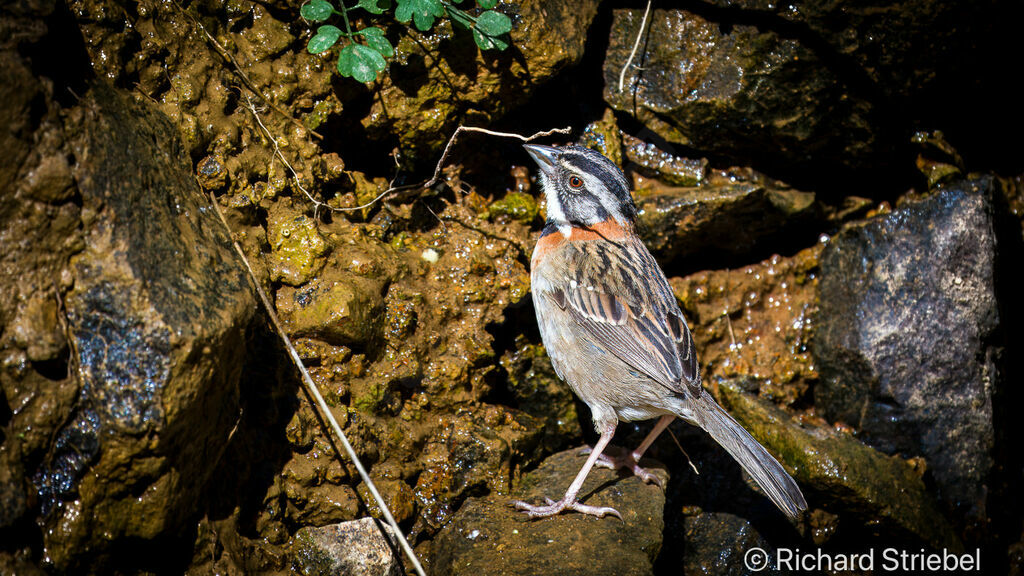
left=579, top=446, right=664, bottom=488
left=511, top=496, right=622, bottom=520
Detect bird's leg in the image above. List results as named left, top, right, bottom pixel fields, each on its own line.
left=512, top=424, right=621, bottom=519
left=584, top=415, right=674, bottom=487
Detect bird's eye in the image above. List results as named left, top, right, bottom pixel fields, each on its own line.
left=568, top=175, right=584, bottom=189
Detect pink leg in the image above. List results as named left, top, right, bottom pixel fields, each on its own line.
left=512, top=424, right=622, bottom=519
left=586, top=415, right=674, bottom=487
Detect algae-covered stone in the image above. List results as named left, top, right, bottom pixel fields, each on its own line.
left=267, top=203, right=330, bottom=286
left=670, top=246, right=821, bottom=407
left=275, top=271, right=386, bottom=346
left=290, top=518, right=402, bottom=576
left=488, top=191, right=539, bottom=224
left=364, top=0, right=602, bottom=164
left=414, top=406, right=543, bottom=530
left=432, top=448, right=667, bottom=576
left=579, top=108, right=625, bottom=167
left=716, top=379, right=961, bottom=550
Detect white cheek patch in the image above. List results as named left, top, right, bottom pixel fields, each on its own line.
left=539, top=172, right=572, bottom=237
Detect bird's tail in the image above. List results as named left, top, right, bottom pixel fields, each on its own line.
left=687, top=392, right=807, bottom=518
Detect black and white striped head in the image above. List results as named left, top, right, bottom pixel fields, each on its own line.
left=523, top=144, right=637, bottom=235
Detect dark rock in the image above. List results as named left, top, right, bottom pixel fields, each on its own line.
left=681, top=511, right=780, bottom=576
left=432, top=447, right=667, bottom=576
left=604, top=2, right=1017, bottom=183
left=814, top=179, right=1000, bottom=527
left=290, top=517, right=402, bottom=576
left=698, top=0, right=998, bottom=112
left=604, top=8, right=877, bottom=180
left=27, top=82, right=255, bottom=570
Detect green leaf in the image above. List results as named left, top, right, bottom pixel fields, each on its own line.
left=475, top=9, right=511, bottom=36
left=477, top=0, right=497, bottom=8
left=308, top=25, right=343, bottom=54
left=473, top=27, right=509, bottom=50
left=338, top=43, right=387, bottom=82
left=358, top=27, right=394, bottom=57
left=300, top=0, right=334, bottom=22
left=395, top=0, right=445, bottom=31
left=357, top=0, right=388, bottom=14
left=446, top=6, right=474, bottom=29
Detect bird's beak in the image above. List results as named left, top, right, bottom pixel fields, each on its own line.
left=523, top=144, right=560, bottom=173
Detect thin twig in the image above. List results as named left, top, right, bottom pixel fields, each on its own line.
left=618, top=0, right=653, bottom=92
left=243, top=95, right=329, bottom=218
left=332, top=125, right=573, bottom=212
left=667, top=426, right=700, bottom=476
left=207, top=192, right=427, bottom=576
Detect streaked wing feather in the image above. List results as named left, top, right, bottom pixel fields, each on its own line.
left=552, top=237, right=701, bottom=394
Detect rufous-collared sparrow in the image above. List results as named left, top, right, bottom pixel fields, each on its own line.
left=514, top=143, right=807, bottom=520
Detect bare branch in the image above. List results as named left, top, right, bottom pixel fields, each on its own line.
left=332, top=124, right=573, bottom=212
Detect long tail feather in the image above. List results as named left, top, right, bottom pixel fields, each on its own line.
left=689, top=393, right=807, bottom=518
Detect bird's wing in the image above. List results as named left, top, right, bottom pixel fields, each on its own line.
left=547, top=236, right=700, bottom=395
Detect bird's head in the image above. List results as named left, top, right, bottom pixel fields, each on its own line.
left=523, top=144, right=637, bottom=234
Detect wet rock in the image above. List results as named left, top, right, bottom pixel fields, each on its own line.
left=267, top=203, right=330, bottom=286
left=359, top=477, right=418, bottom=525
left=680, top=511, right=780, bottom=576
left=578, top=108, right=625, bottom=168
left=499, top=336, right=582, bottom=454
left=290, top=517, right=402, bottom=576
left=670, top=246, right=821, bottom=407
left=717, top=379, right=961, bottom=550
left=432, top=448, right=667, bottom=576
left=1, top=1, right=84, bottom=538
left=604, top=8, right=877, bottom=178
left=276, top=271, right=386, bottom=346
left=814, top=179, right=1000, bottom=526
left=699, top=0, right=992, bottom=112
left=366, top=0, right=602, bottom=164
left=414, top=405, right=544, bottom=531
left=622, top=132, right=707, bottom=187
left=29, top=83, right=254, bottom=570
left=634, top=167, right=818, bottom=263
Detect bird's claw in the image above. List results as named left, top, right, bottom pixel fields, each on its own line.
left=578, top=447, right=664, bottom=488
left=511, top=497, right=622, bottom=520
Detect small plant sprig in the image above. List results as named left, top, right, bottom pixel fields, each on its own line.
left=301, top=0, right=513, bottom=83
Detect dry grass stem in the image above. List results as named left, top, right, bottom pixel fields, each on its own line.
left=206, top=191, right=428, bottom=576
